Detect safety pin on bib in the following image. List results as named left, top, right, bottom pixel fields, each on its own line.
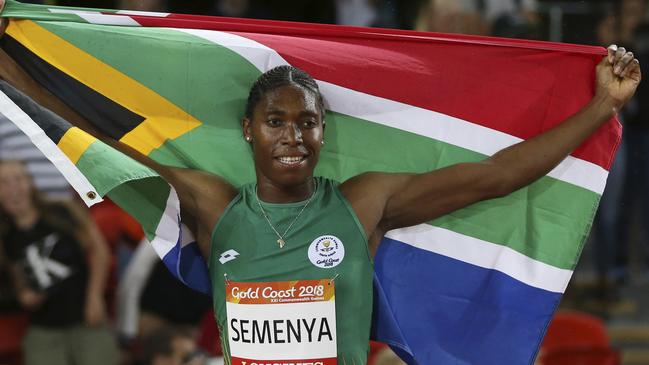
left=328, top=273, right=340, bottom=286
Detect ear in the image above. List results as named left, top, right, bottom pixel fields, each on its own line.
left=242, top=117, right=252, bottom=143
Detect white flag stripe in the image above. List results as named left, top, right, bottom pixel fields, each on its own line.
left=0, top=90, right=101, bottom=206
left=149, top=187, right=182, bottom=258
left=385, top=225, right=573, bottom=293
left=116, top=10, right=170, bottom=17
left=48, top=8, right=141, bottom=26
left=317, top=81, right=608, bottom=194
left=178, top=28, right=608, bottom=195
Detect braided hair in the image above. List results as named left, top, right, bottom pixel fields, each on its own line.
left=244, top=65, right=325, bottom=120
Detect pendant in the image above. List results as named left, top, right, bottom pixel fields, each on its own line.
left=278, top=238, right=285, bottom=248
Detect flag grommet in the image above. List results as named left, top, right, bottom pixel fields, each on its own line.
left=86, top=191, right=97, bottom=200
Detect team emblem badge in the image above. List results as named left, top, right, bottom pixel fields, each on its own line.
left=308, top=235, right=345, bottom=268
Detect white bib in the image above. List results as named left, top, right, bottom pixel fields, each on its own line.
left=226, top=279, right=338, bottom=365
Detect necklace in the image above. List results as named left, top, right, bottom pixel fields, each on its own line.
left=255, top=180, right=317, bottom=248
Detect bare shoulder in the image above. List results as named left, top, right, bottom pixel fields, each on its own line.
left=339, top=172, right=416, bottom=243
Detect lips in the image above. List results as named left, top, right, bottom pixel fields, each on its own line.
left=276, top=155, right=307, bottom=166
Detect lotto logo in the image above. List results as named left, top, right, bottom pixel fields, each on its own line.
left=219, top=249, right=240, bottom=264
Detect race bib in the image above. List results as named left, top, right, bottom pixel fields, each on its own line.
left=226, top=280, right=337, bottom=365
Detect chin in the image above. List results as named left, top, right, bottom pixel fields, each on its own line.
left=267, top=160, right=316, bottom=184
left=275, top=172, right=314, bottom=188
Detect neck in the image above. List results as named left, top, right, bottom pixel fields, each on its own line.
left=13, top=205, right=39, bottom=229
left=256, top=178, right=316, bottom=203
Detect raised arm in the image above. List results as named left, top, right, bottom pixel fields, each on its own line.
left=341, top=46, right=641, bottom=249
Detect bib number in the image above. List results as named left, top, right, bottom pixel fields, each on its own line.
left=226, top=280, right=337, bottom=365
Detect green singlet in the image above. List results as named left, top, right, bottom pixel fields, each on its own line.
left=209, top=177, right=374, bottom=364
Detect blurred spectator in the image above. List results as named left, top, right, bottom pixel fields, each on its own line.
left=484, top=0, right=540, bottom=38
left=619, top=0, right=647, bottom=44
left=55, top=0, right=117, bottom=8
left=392, top=0, right=426, bottom=30
left=89, top=199, right=143, bottom=318
left=618, top=0, right=649, bottom=278
left=589, top=0, right=649, bottom=307
left=196, top=310, right=223, bottom=358
left=414, top=0, right=541, bottom=38
left=118, top=0, right=167, bottom=12
left=116, top=240, right=158, bottom=343
left=336, top=0, right=378, bottom=26
left=0, top=118, right=71, bottom=200
left=212, top=0, right=252, bottom=18
left=415, top=0, right=486, bottom=35
left=0, top=239, right=19, bottom=312
left=139, top=326, right=207, bottom=365
left=0, top=160, right=118, bottom=365
left=335, top=0, right=397, bottom=28
left=482, top=0, right=537, bottom=23
left=116, top=241, right=211, bottom=344
left=251, top=0, right=336, bottom=24
left=591, top=10, right=629, bottom=305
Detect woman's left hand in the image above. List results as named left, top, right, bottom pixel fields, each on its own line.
left=596, top=44, right=642, bottom=112
left=85, top=293, right=107, bottom=326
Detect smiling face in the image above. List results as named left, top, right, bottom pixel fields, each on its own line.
left=0, top=161, right=34, bottom=218
left=243, top=84, right=324, bottom=190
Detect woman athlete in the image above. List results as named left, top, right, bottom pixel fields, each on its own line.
left=0, top=1, right=642, bottom=362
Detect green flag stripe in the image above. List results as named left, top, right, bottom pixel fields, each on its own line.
left=74, top=139, right=158, bottom=196
left=107, top=177, right=172, bottom=242
left=74, top=140, right=166, bottom=240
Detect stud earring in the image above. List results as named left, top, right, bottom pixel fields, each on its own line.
left=246, top=136, right=252, bottom=142
left=321, top=140, right=325, bottom=145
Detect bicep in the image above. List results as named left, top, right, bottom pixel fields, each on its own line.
left=380, top=161, right=507, bottom=231
left=165, top=167, right=237, bottom=234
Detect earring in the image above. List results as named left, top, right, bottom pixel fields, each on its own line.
left=246, top=136, right=252, bottom=142
left=321, top=140, right=325, bottom=145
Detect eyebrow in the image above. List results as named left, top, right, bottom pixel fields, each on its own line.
left=265, top=109, right=319, bottom=118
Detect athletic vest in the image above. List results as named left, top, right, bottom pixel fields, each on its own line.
left=209, top=177, right=373, bottom=365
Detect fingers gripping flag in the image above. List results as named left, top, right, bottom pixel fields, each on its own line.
left=0, top=1, right=621, bottom=363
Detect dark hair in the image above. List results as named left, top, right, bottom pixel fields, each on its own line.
left=0, top=160, right=78, bottom=238
left=244, top=65, right=325, bottom=120
left=140, top=326, right=195, bottom=365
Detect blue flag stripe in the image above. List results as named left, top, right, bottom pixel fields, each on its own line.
left=373, top=237, right=562, bottom=364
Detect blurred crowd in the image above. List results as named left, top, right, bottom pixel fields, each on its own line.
left=1, top=1, right=648, bottom=365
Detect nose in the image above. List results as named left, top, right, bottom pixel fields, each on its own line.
left=283, top=122, right=303, bottom=145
